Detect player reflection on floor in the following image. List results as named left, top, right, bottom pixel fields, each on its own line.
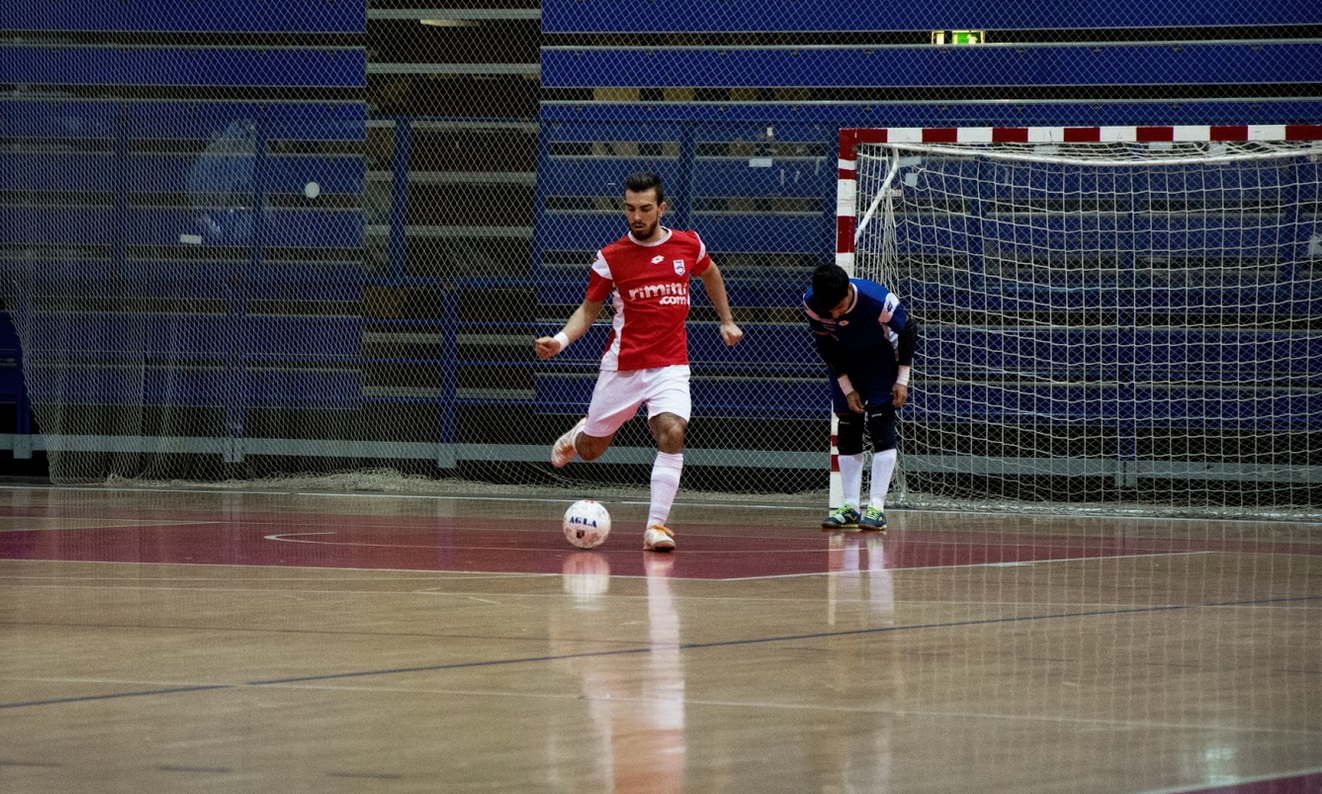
left=552, top=540, right=899, bottom=792
left=822, top=533, right=898, bottom=793
left=552, top=552, right=685, bottom=793
left=828, top=533, right=895, bottom=626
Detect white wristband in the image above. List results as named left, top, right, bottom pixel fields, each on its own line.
left=553, top=331, right=570, bottom=351
left=836, top=374, right=854, bottom=394
left=895, top=365, right=911, bottom=387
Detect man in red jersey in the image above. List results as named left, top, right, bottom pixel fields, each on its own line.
left=535, top=172, right=743, bottom=552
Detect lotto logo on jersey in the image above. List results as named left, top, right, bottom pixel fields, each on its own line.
left=627, top=282, right=690, bottom=305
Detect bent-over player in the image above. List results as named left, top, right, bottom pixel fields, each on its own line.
left=803, top=263, right=917, bottom=531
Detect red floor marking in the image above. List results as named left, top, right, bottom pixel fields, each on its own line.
left=0, top=508, right=1317, bottom=580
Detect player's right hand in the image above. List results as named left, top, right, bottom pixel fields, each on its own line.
left=845, top=390, right=866, bottom=414
left=891, top=383, right=909, bottom=408
left=534, top=336, right=562, bottom=360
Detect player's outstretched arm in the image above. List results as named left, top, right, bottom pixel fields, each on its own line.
left=535, top=298, right=605, bottom=359
left=697, top=261, right=743, bottom=346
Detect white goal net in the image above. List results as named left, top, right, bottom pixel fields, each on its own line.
left=842, top=126, right=1322, bottom=518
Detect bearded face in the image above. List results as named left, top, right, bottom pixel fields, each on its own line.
left=624, top=187, right=665, bottom=242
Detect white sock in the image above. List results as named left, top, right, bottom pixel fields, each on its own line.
left=870, top=448, right=897, bottom=511
left=838, top=452, right=864, bottom=508
left=647, top=451, right=684, bottom=527
left=570, top=417, right=586, bottom=452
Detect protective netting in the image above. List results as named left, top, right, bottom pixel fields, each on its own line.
left=1, top=108, right=831, bottom=500
left=3, top=2, right=1320, bottom=512
left=851, top=137, right=1322, bottom=518
left=2, top=107, right=368, bottom=484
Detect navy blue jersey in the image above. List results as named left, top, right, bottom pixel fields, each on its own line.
left=804, top=277, right=914, bottom=411
left=803, top=278, right=910, bottom=364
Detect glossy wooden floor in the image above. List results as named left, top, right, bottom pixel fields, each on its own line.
left=1, top=485, right=1319, bottom=794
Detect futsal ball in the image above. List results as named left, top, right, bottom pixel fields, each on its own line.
left=563, top=499, right=611, bottom=549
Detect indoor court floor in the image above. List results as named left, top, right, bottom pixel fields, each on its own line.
left=0, top=485, right=1318, bottom=793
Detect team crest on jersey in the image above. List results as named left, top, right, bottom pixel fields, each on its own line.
left=651, top=255, right=665, bottom=264
left=673, top=259, right=685, bottom=275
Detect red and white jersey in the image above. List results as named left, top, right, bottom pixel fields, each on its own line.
left=584, top=227, right=712, bottom=371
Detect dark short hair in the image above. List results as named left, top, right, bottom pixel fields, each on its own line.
left=623, top=171, right=665, bottom=206
left=810, top=263, right=851, bottom=314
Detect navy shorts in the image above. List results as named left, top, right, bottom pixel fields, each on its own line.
left=828, top=358, right=899, bottom=415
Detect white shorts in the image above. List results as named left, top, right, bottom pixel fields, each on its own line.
left=584, top=365, right=692, bottom=438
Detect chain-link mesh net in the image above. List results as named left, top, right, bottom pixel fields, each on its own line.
left=3, top=107, right=369, bottom=484
left=527, top=122, right=832, bottom=500
left=2, top=4, right=1319, bottom=511
left=5, top=111, right=840, bottom=500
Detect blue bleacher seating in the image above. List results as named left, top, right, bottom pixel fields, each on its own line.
left=3, top=0, right=1319, bottom=471
left=541, top=0, right=1320, bottom=34
left=1, top=0, right=364, bottom=33
left=1, top=47, right=365, bottom=89
left=0, top=95, right=366, bottom=436
left=541, top=43, right=1322, bottom=91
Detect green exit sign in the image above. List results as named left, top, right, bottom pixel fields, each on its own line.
left=931, top=30, right=986, bottom=45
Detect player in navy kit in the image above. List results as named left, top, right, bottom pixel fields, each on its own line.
left=535, top=172, right=743, bottom=552
left=803, top=263, right=917, bottom=531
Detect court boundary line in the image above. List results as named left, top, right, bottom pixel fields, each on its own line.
left=3, top=545, right=1312, bottom=582
left=3, top=592, right=1317, bottom=711
left=0, top=557, right=564, bottom=578
left=1132, top=768, right=1322, bottom=794
left=3, top=483, right=1306, bottom=526
left=729, top=550, right=1219, bottom=580
left=2, top=488, right=1316, bottom=582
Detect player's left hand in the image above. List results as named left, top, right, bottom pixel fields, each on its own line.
left=892, top=383, right=908, bottom=408
left=719, top=321, right=744, bottom=346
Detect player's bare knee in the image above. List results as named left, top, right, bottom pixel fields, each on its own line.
left=649, top=414, right=687, bottom=453
left=655, top=428, right=685, bottom=454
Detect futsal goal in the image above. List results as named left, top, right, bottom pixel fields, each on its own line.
left=835, top=125, right=1322, bottom=517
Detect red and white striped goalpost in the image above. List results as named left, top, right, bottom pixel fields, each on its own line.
left=828, top=124, right=1322, bottom=509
